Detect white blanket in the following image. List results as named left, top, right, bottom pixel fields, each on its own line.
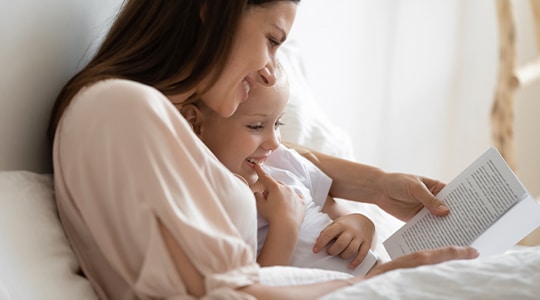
left=3, top=171, right=539, bottom=300
left=259, top=246, right=540, bottom=299
left=319, top=246, right=540, bottom=300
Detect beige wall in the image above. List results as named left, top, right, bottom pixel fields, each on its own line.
left=513, top=1, right=540, bottom=198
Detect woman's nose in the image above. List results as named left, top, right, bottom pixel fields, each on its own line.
left=256, top=64, right=276, bottom=87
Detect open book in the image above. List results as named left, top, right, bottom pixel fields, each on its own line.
left=383, top=147, right=540, bottom=259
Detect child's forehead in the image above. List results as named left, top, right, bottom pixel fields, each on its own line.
left=238, top=86, right=287, bottom=113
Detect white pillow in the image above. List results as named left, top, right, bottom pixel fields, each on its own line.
left=279, top=42, right=356, bottom=160
left=0, top=171, right=97, bottom=300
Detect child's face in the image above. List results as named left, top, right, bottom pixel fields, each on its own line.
left=199, top=82, right=288, bottom=185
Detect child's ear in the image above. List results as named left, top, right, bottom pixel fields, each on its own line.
left=179, top=104, right=204, bottom=135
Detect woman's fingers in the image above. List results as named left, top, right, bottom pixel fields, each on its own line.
left=366, top=246, right=479, bottom=278
left=414, top=177, right=449, bottom=216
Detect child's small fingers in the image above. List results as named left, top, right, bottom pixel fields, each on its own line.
left=252, top=163, right=279, bottom=190
left=349, top=242, right=370, bottom=269
left=253, top=191, right=265, bottom=202
left=250, top=180, right=264, bottom=194
left=313, top=226, right=339, bottom=253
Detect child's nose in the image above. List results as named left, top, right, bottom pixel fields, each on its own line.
left=262, top=131, right=280, bottom=151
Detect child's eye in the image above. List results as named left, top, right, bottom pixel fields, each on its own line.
left=247, top=124, right=264, bottom=131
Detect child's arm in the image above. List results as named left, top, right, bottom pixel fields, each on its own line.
left=320, top=195, right=352, bottom=220
left=256, top=220, right=299, bottom=267
left=315, top=195, right=376, bottom=269
left=251, top=164, right=305, bottom=267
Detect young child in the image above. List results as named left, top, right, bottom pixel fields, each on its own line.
left=179, top=70, right=378, bottom=276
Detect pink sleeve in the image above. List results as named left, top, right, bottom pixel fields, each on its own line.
left=54, top=79, right=259, bottom=299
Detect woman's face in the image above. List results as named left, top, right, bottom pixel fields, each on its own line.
left=200, top=2, right=296, bottom=118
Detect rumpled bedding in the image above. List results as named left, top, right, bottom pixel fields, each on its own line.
left=319, top=245, right=540, bottom=300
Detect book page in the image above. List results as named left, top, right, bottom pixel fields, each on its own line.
left=471, top=194, right=540, bottom=256
left=383, top=147, right=540, bottom=259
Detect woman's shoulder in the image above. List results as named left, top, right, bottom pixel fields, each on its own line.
left=70, top=79, right=172, bottom=116
left=60, top=78, right=179, bottom=135
left=79, top=79, right=165, bottom=104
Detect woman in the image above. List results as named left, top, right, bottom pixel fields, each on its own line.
left=48, top=1, right=477, bottom=299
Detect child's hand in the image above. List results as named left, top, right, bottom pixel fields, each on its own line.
left=313, top=213, right=375, bottom=269
left=251, top=163, right=305, bottom=228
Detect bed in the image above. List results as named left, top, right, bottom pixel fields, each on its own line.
left=1, top=1, right=540, bottom=299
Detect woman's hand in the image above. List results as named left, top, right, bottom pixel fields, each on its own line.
left=251, top=163, right=305, bottom=228
left=375, top=172, right=448, bottom=221
left=313, top=213, right=375, bottom=269
left=365, top=246, right=479, bottom=278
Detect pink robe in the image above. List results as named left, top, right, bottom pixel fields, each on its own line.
left=53, top=79, right=259, bottom=299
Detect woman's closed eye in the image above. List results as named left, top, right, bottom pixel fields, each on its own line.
left=268, top=35, right=281, bottom=48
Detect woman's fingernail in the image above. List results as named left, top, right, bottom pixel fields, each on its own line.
left=438, top=205, right=449, bottom=212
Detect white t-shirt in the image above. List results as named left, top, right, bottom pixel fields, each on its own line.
left=260, top=145, right=377, bottom=276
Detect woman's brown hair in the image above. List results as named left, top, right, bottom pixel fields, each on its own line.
left=47, top=0, right=300, bottom=143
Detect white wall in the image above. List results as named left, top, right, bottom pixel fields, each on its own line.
left=0, top=0, right=123, bottom=172
left=289, top=0, right=540, bottom=197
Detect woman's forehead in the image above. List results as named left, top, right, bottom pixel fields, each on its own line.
left=244, top=1, right=297, bottom=35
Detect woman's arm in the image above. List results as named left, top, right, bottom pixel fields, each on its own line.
left=160, top=204, right=354, bottom=299
left=320, top=195, right=352, bottom=220
left=239, top=278, right=359, bottom=300
left=256, top=220, right=299, bottom=267
left=284, top=142, right=449, bottom=222
left=247, top=246, right=479, bottom=300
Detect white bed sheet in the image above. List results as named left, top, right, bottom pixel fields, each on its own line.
left=319, top=245, right=540, bottom=300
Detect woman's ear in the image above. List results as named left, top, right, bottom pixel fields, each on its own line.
left=180, top=104, right=204, bottom=136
